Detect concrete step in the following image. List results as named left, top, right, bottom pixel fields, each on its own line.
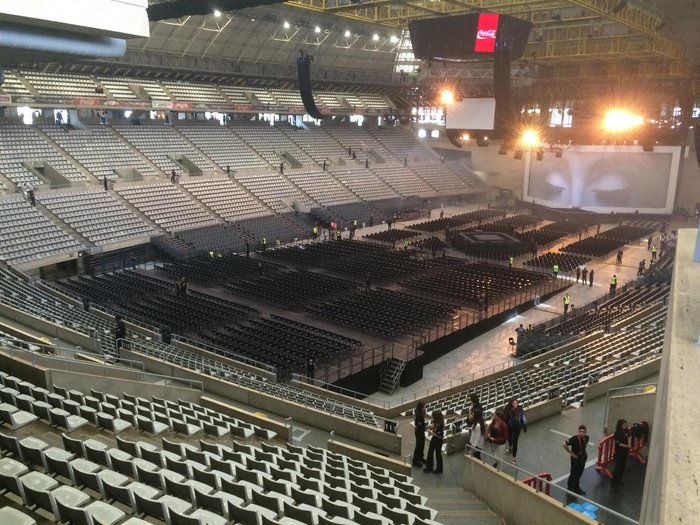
left=421, top=488, right=504, bottom=525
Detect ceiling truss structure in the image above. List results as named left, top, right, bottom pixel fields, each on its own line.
left=287, top=0, right=692, bottom=82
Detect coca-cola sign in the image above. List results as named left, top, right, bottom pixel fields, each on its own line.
left=474, top=13, right=499, bottom=53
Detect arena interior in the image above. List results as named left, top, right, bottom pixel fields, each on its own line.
left=0, top=1, right=699, bottom=525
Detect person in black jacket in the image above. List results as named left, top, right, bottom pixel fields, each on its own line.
left=563, top=425, right=590, bottom=495
left=611, top=419, right=631, bottom=490
left=424, top=410, right=445, bottom=474
left=114, top=315, right=126, bottom=361
left=412, top=401, right=426, bottom=467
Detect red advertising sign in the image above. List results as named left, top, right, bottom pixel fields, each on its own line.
left=474, top=13, right=499, bottom=53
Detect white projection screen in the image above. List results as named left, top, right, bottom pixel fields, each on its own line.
left=445, top=97, right=496, bottom=130
left=523, top=145, right=681, bottom=213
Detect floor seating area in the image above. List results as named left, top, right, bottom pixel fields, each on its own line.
left=307, top=288, right=458, bottom=339
left=199, top=315, right=362, bottom=377
left=319, top=249, right=461, bottom=282
left=363, top=229, right=420, bottom=243
left=155, top=255, right=282, bottom=286
left=115, top=182, right=218, bottom=232
left=520, top=221, right=583, bottom=248
left=37, top=190, right=155, bottom=245
left=410, top=209, right=504, bottom=233
left=526, top=252, right=592, bottom=273
left=0, top=196, right=84, bottom=264
left=400, top=262, right=556, bottom=307
left=0, top=268, right=382, bottom=427
left=261, top=239, right=387, bottom=267
left=559, top=225, right=653, bottom=258
left=226, top=269, right=360, bottom=307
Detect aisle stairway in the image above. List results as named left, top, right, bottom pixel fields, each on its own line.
left=422, top=487, right=504, bottom=525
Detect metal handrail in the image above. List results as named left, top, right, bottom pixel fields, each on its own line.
left=170, top=334, right=277, bottom=375
left=462, top=442, right=639, bottom=525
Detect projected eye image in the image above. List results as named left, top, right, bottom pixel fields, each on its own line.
left=527, top=150, right=674, bottom=209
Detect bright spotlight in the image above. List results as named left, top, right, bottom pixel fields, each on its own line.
left=283, top=21, right=290, bottom=29
left=521, top=129, right=540, bottom=148
left=440, top=89, right=454, bottom=106
left=390, top=35, right=399, bottom=43
left=344, top=30, right=351, bottom=37
left=315, top=26, right=321, bottom=33
left=213, top=9, right=221, bottom=17
left=372, top=33, right=379, bottom=41
left=603, top=110, right=644, bottom=132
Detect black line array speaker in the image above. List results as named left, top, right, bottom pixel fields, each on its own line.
left=297, top=55, right=324, bottom=120
left=695, top=120, right=700, bottom=169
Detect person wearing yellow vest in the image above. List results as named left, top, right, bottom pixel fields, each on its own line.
left=509, top=256, right=514, bottom=268
left=651, top=245, right=657, bottom=261
left=209, top=249, right=214, bottom=258
left=610, top=274, right=617, bottom=294
left=563, top=293, right=571, bottom=314
left=312, top=226, right=318, bottom=239
left=261, top=237, right=267, bottom=251
left=553, top=264, right=559, bottom=278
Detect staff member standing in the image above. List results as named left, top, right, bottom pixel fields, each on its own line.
left=611, top=419, right=631, bottom=491
left=412, top=401, right=426, bottom=467
left=423, top=411, right=445, bottom=474
left=563, top=425, right=590, bottom=495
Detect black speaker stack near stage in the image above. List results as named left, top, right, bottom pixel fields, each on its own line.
left=297, top=51, right=324, bottom=120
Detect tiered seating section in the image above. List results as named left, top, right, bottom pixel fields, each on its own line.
left=175, top=122, right=267, bottom=170
left=0, top=196, right=83, bottom=264
left=114, top=182, right=218, bottom=232
left=112, top=123, right=216, bottom=174
left=0, top=120, right=84, bottom=186
left=37, top=190, right=155, bottom=245
left=423, top=304, right=666, bottom=435
left=180, top=177, right=269, bottom=221
left=233, top=170, right=316, bottom=213
left=40, top=123, right=159, bottom=180
left=0, top=267, right=379, bottom=427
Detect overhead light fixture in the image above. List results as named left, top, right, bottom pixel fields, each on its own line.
left=213, top=9, right=221, bottom=17
left=372, top=33, right=379, bottom=41
left=390, top=35, right=399, bottom=43
left=344, top=30, right=351, bottom=37
left=315, top=26, right=321, bottom=33
left=283, top=21, right=290, bottom=29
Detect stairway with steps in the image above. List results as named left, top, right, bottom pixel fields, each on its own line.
left=421, top=488, right=504, bottom=525
left=379, top=357, right=406, bottom=394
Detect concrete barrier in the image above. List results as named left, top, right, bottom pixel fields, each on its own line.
left=463, top=455, right=596, bottom=525
left=327, top=439, right=411, bottom=477
left=201, top=396, right=289, bottom=442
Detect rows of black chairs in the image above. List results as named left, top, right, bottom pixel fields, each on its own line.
left=198, top=315, right=361, bottom=377
left=520, top=221, right=583, bottom=247
left=598, top=225, right=655, bottom=242
left=155, top=255, right=282, bottom=285
left=226, top=269, right=359, bottom=307
left=409, top=209, right=503, bottom=232
left=362, top=229, right=418, bottom=243
left=262, top=239, right=386, bottom=267
left=401, top=262, right=553, bottom=306
left=526, top=252, right=591, bottom=272
left=53, top=271, right=167, bottom=304
left=307, top=288, right=457, bottom=338
left=320, top=249, right=460, bottom=282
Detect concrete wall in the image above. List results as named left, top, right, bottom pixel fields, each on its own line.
left=606, top=391, right=656, bottom=435
left=640, top=228, right=700, bottom=524
left=584, top=359, right=660, bottom=404
left=463, top=455, right=596, bottom=525
left=327, top=439, right=411, bottom=477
